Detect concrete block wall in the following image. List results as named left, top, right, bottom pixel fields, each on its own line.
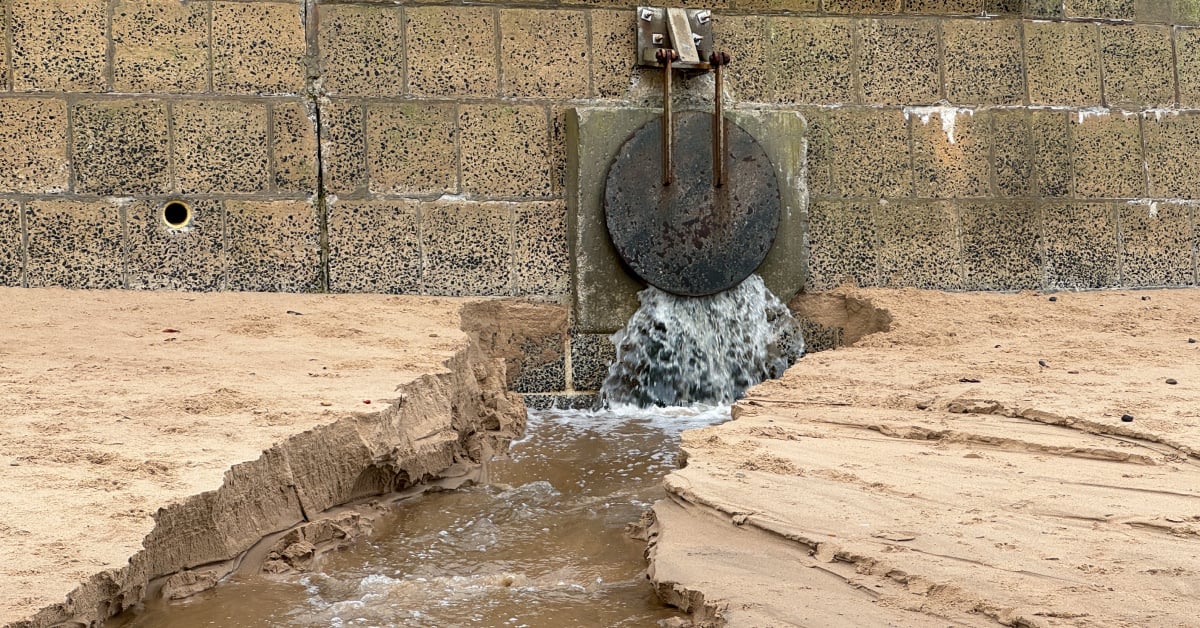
left=2, top=0, right=1200, bottom=400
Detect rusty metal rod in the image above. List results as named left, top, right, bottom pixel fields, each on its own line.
left=658, top=48, right=678, bottom=186
left=711, top=51, right=731, bottom=189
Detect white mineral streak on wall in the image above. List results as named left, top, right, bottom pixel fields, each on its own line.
left=903, top=106, right=973, bottom=144
left=1075, top=107, right=1110, bottom=124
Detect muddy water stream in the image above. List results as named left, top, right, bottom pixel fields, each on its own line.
left=110, top=406, right=729, bottom=627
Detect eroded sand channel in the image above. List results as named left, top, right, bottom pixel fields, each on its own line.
left=108, top=408, right=728, bottom=627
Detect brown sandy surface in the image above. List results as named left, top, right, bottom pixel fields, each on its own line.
left=651, top=288, right=1200, bottom=627
left=0, top=288, right=474, bottom=625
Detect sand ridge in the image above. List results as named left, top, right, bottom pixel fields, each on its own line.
left=0, top=288, right=525, bottom=627
left=650, top=288, right=1200, bottom=627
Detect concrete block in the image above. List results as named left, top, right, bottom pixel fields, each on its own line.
left=1043, top=202, right=1118, bottom=289
left=959, top=201, right=1043, bottom=291
left=126, top=199, right=224, bottom=291
left=213, top=2, right=306, bottom=95
left=807, top=200, right=879, bottom=291
left=1025, top=21, right=1101, bottom=106
left=420, top=201, right=513, bottom=297
left=225, top=200, right=322, bottom=292
left=714, top=15, right=769, bottom=102
left=319, top=100, right=367, bottom=197
left=550, top=106, right=569, bottom=196
left=1100, top=25, right=1173, bottom=108
left=942, top=18, right=1023, bottom=105
left=499, top=10, right=588, bottom=99
left=327, top=199, right=420, bottom=294
left=590, top=10, right=636, bottom=99
left=317, top=5, right=403, bottom=97
left=272, top=100, right=318, bottom=193
left=1176, top=28, right=1200, bottom=108
left=459, top=104, right=551, bottom=199
left=1132, top=0, right=1172, bottom=22
left=985, top=0, right=1023, bottom=14
left=1144, top=112, right=1200, bottom=199
left=173, top=100, right=270, bottom=194
left=911, top=109, right=990, bottom=199
left=567, top=106, right=809, bottom=330
left=72, top=100, right=170, bottom=196
left=366, top=103, right=457, bottom=196
left=112, top=0, right=209, bottom=93
left=769, top=17, right=854, bottom=105
left=874, top=200, right=962, bottom=289
left=11, top=0, right=106, bottom=92
left=730, top=110, right=809, bottom=303
left=24, top=200, right=124, bottom=290
left=1031, top=110, right=1072, bottom=198
left=0, top=201, right=21, bottom=287
left=858, top=19, right=941, bottom=106
left=1179, top=0, right=1200, bottom=24
left=990, top=110, right=1033, bottom=198
left=808, top=107, right=911, bottom=199
left=509, top=328, right=566, bottom=394
left=1071, top=112, right=1145, bottom=199
left=516, top=202, right=569, bottom=300
left=1120, top=201, right=1195, bottom=287
left=1023, top=0, right=1064, bottom=16
left=406, top=6, right=497, bottom=98
left=566, top=107, right=654, bottom=334
left=823, top=0, right=902, bottom=11
left=1066, top=0, right=1134, bottom=19
left=0, top=98, right=68, bottom=194
left=571, top=333, right=616, bottom=392
left=903, top=0, right=983, bottom=13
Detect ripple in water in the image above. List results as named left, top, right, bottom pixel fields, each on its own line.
left=600, top=274, right=805, bottom=407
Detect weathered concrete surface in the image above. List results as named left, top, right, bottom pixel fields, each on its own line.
left=650, top=287, right=1200, bottom=626
left=567, top=107, right=808, bottom=333
left=0, top=289, right=526, bottom=628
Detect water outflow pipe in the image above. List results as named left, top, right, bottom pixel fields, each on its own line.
left=656, top=48, right=679, bottom=186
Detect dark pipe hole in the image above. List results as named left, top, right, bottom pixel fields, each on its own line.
left=162, top=201, right=191, bottom=228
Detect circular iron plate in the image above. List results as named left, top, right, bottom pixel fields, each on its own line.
left=604, top=111, right=781, bottom=296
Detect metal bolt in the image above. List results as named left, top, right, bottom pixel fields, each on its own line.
left=696, top=10, right=712, bottom=24
left=640, top=8, right=655, bottom=21
left=692, top=33, right=703, bottom=44
left=652, top=33, right=664, bottom=44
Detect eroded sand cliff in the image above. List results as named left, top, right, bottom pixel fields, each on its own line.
left=650, top=288, right=1200, bottom=627
left=0, top=289, right=530, bottom=627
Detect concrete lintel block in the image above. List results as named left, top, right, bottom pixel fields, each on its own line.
left=25, top=200, right=125, bottom=290
left=1120, top=201, right=1195, bottom=288
left=328, top=199, right=420, bottom=294
left=126, top=199, right=225, bottom=291
left=0, top=98, right=69, bottom=194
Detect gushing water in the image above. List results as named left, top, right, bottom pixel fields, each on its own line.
left=600, top=275, right=805, bottom=408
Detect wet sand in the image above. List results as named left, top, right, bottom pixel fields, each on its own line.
left=0, top=288, right=524, bottom=627
left=650, top=288, right=1200, bottom=626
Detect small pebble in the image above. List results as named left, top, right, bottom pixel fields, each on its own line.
left=1067, top=370, right=1080, bottom=374
left=1048, top=296, right=1057, bottom=302
left=959, top=377, right=980, bottom=383
left=320, top=401, right=333, bottom=407
left=1166, top=378, right=1178, bottom=385
left=1121, top=414, right=1134, bottom=423
left=1189, top=338, right=1196, bottom=344
left=1038, top=360, right=1048, bottom=368
left=1141, top=296, right=1150, bottom=301
left=363, top=399, right=372, bottom=404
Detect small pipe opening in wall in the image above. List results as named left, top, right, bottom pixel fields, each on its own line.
left=162, top=200, right=192, bottom=229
